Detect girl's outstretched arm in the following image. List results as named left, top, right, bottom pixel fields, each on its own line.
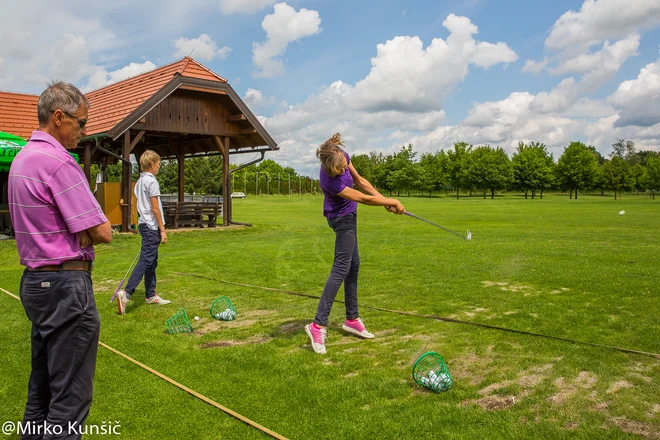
left=337, top=187, right=405, bottom=214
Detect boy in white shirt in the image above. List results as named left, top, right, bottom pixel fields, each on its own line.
left=115, top=150, right=171, bottom=314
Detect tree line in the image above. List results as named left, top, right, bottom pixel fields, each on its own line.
left=94, top=139, right=660, bottom=199
left=350, top=139, right=660, bottom=200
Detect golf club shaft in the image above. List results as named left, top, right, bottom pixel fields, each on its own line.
left=110, top=250, right=141, bottom=302
left=404, top=211, right=467, bottom=239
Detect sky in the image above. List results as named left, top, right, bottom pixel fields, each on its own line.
left=1, top=0, right=659, bottom=175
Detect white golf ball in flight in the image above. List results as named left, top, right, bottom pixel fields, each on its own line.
left=619, top=210, right=625, bottom=216
left=194, top=316, right=200, bottom=321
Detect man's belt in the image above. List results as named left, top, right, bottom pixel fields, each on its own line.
left=27, top=261, right=93, bottom=272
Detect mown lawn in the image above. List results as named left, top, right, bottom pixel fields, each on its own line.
left=0, top=194, right=658, bottom=439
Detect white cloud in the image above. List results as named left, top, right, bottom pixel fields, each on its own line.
left=522, top=57, right=549, bottom=74
left=397, top=58, right=660, bottom=162
left=252, top=3, right=321, bottom=78
left=472, top=41, right=518, bottom=68
left=256, top=13, right=521, bottom=173
left=528, top=35, right=640, bottom=114
left=609, top=59, right=660, bottom=127
left=351, top=14, right=517, bottom=113
left=243, top=88, right=276, bottom=109
left=219, top=0, right=275, bottom=14
left=0, top=2, right=121, bottom=92
left=546, top=0, right=660, bottom=53
left=549, top=34, right=639, bottom=76
left=83, top=61, right=157, bottom=92
left=173, top=34, right=231, bottom=61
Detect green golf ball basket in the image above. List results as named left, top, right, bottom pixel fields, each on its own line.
left=166, top=308, right=193, bottom=334
left=210, top=296, right=237, bottom=321
left=412, top=351, right=454, bottom=392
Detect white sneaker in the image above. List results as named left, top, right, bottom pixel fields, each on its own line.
left=115, top=289, right=129, bottom=315
left=341, top=318, right=375, bottom=339
left=305, top=323, right=327, bottom=354
left=146, top=295, right=171, bottom=305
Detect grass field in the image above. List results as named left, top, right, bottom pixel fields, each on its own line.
left=0, top=194, right=658, bottom=439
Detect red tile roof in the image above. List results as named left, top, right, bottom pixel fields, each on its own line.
left=0, top=57, right=228, bottom=138
left=85, top=57, right=227, bottom=135
left=0, top=92, right=39, bottom=139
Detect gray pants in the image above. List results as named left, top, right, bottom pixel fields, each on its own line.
left=19, top=269, right=100, bottom=440
left=314, top=212, right=360, bottom=326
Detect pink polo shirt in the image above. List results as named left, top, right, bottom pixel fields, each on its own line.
left=8, top=131, right=108, bottom=268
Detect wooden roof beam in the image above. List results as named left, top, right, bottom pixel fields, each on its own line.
left=227, top=114, right=246, bottom=122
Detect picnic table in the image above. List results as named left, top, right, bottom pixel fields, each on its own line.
left=162, top=201, right=221, bottom=229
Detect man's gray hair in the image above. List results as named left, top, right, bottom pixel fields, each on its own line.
left=37, top=81, right=90, bottom=126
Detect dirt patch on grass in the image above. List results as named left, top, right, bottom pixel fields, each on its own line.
left=195, top=318, right=257, bottom=335
left=594, top=402, right=609, bottom=411
left=278, top=320, right=306, bottom=333
left=481, top=280, right=532, bottom=293
left=375, top=328, right=397, bottom=337
left=464, top=395, right=517, bottom=410
left=629, top=372, right=653, bottom=383
left=611, top=417, right=660, bottom=439
left=482, top=281, right=509, bottom=287
left=549, top=371, right=599, bottom=405
left=576, top=371, right=598, bottom=388
left=451, top=352, right=494, bottom=386
left=629, top=362, right=656, bottom=373
left=200, top=336, right=272, bottom=348
left=477, top=361, right=553, bottom=399
left=242, top=309, right=277, bottom=318
left=563, top=422, right=579, bottom=430
left=221, top=319, right=258, bottom=328
left=517, top=374, right=544, bottom=387
left=607, top=380, right=634, bottom=394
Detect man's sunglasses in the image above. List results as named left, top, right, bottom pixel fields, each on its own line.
left=51, top=109, right=87, bottom=129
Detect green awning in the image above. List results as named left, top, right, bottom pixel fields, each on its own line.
left=0, top=131, right=79, bottom=172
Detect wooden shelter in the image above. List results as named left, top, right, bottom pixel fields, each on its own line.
left=0, top=57, right=278, bottom=231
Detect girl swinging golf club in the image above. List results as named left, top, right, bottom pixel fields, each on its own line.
left=305, top=133, right=405, bottom=354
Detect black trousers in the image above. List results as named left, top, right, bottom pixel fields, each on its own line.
left=314, top=212, right=360, bottom=326
left=19, top=269, right=100, bottom=440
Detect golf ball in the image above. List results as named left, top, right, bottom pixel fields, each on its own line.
left=619, top=210, right=625, bottom=216
left=194, top=316, right=200, bottom=321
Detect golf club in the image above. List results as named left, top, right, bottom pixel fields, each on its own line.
left=110, top=250, right=141, bottom=303
left=404, top=211, right=471, bottom=240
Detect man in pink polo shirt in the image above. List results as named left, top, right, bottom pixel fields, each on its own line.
left=9, top=81, right=112, bottom=440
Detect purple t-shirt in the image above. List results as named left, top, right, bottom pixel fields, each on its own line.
left=8, top=131, right=108, bottom=268
left=319, top=152, right=358, bottom=219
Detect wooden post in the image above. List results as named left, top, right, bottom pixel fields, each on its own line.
left=214, top=136, right=231, bottom=226
left=121, top=130, right=146, bottom=232
left=134, top=151, right=143, bottom=174
left=122, top=132, right=132, bottom=232
left=177, top=144, right=185, bottom=202
left=83, top=144, right=91, bottom=184
left=101, top=156, right=107, bottom=182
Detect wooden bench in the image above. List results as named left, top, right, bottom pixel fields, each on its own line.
left=162, top=201, right=221, bottom=229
